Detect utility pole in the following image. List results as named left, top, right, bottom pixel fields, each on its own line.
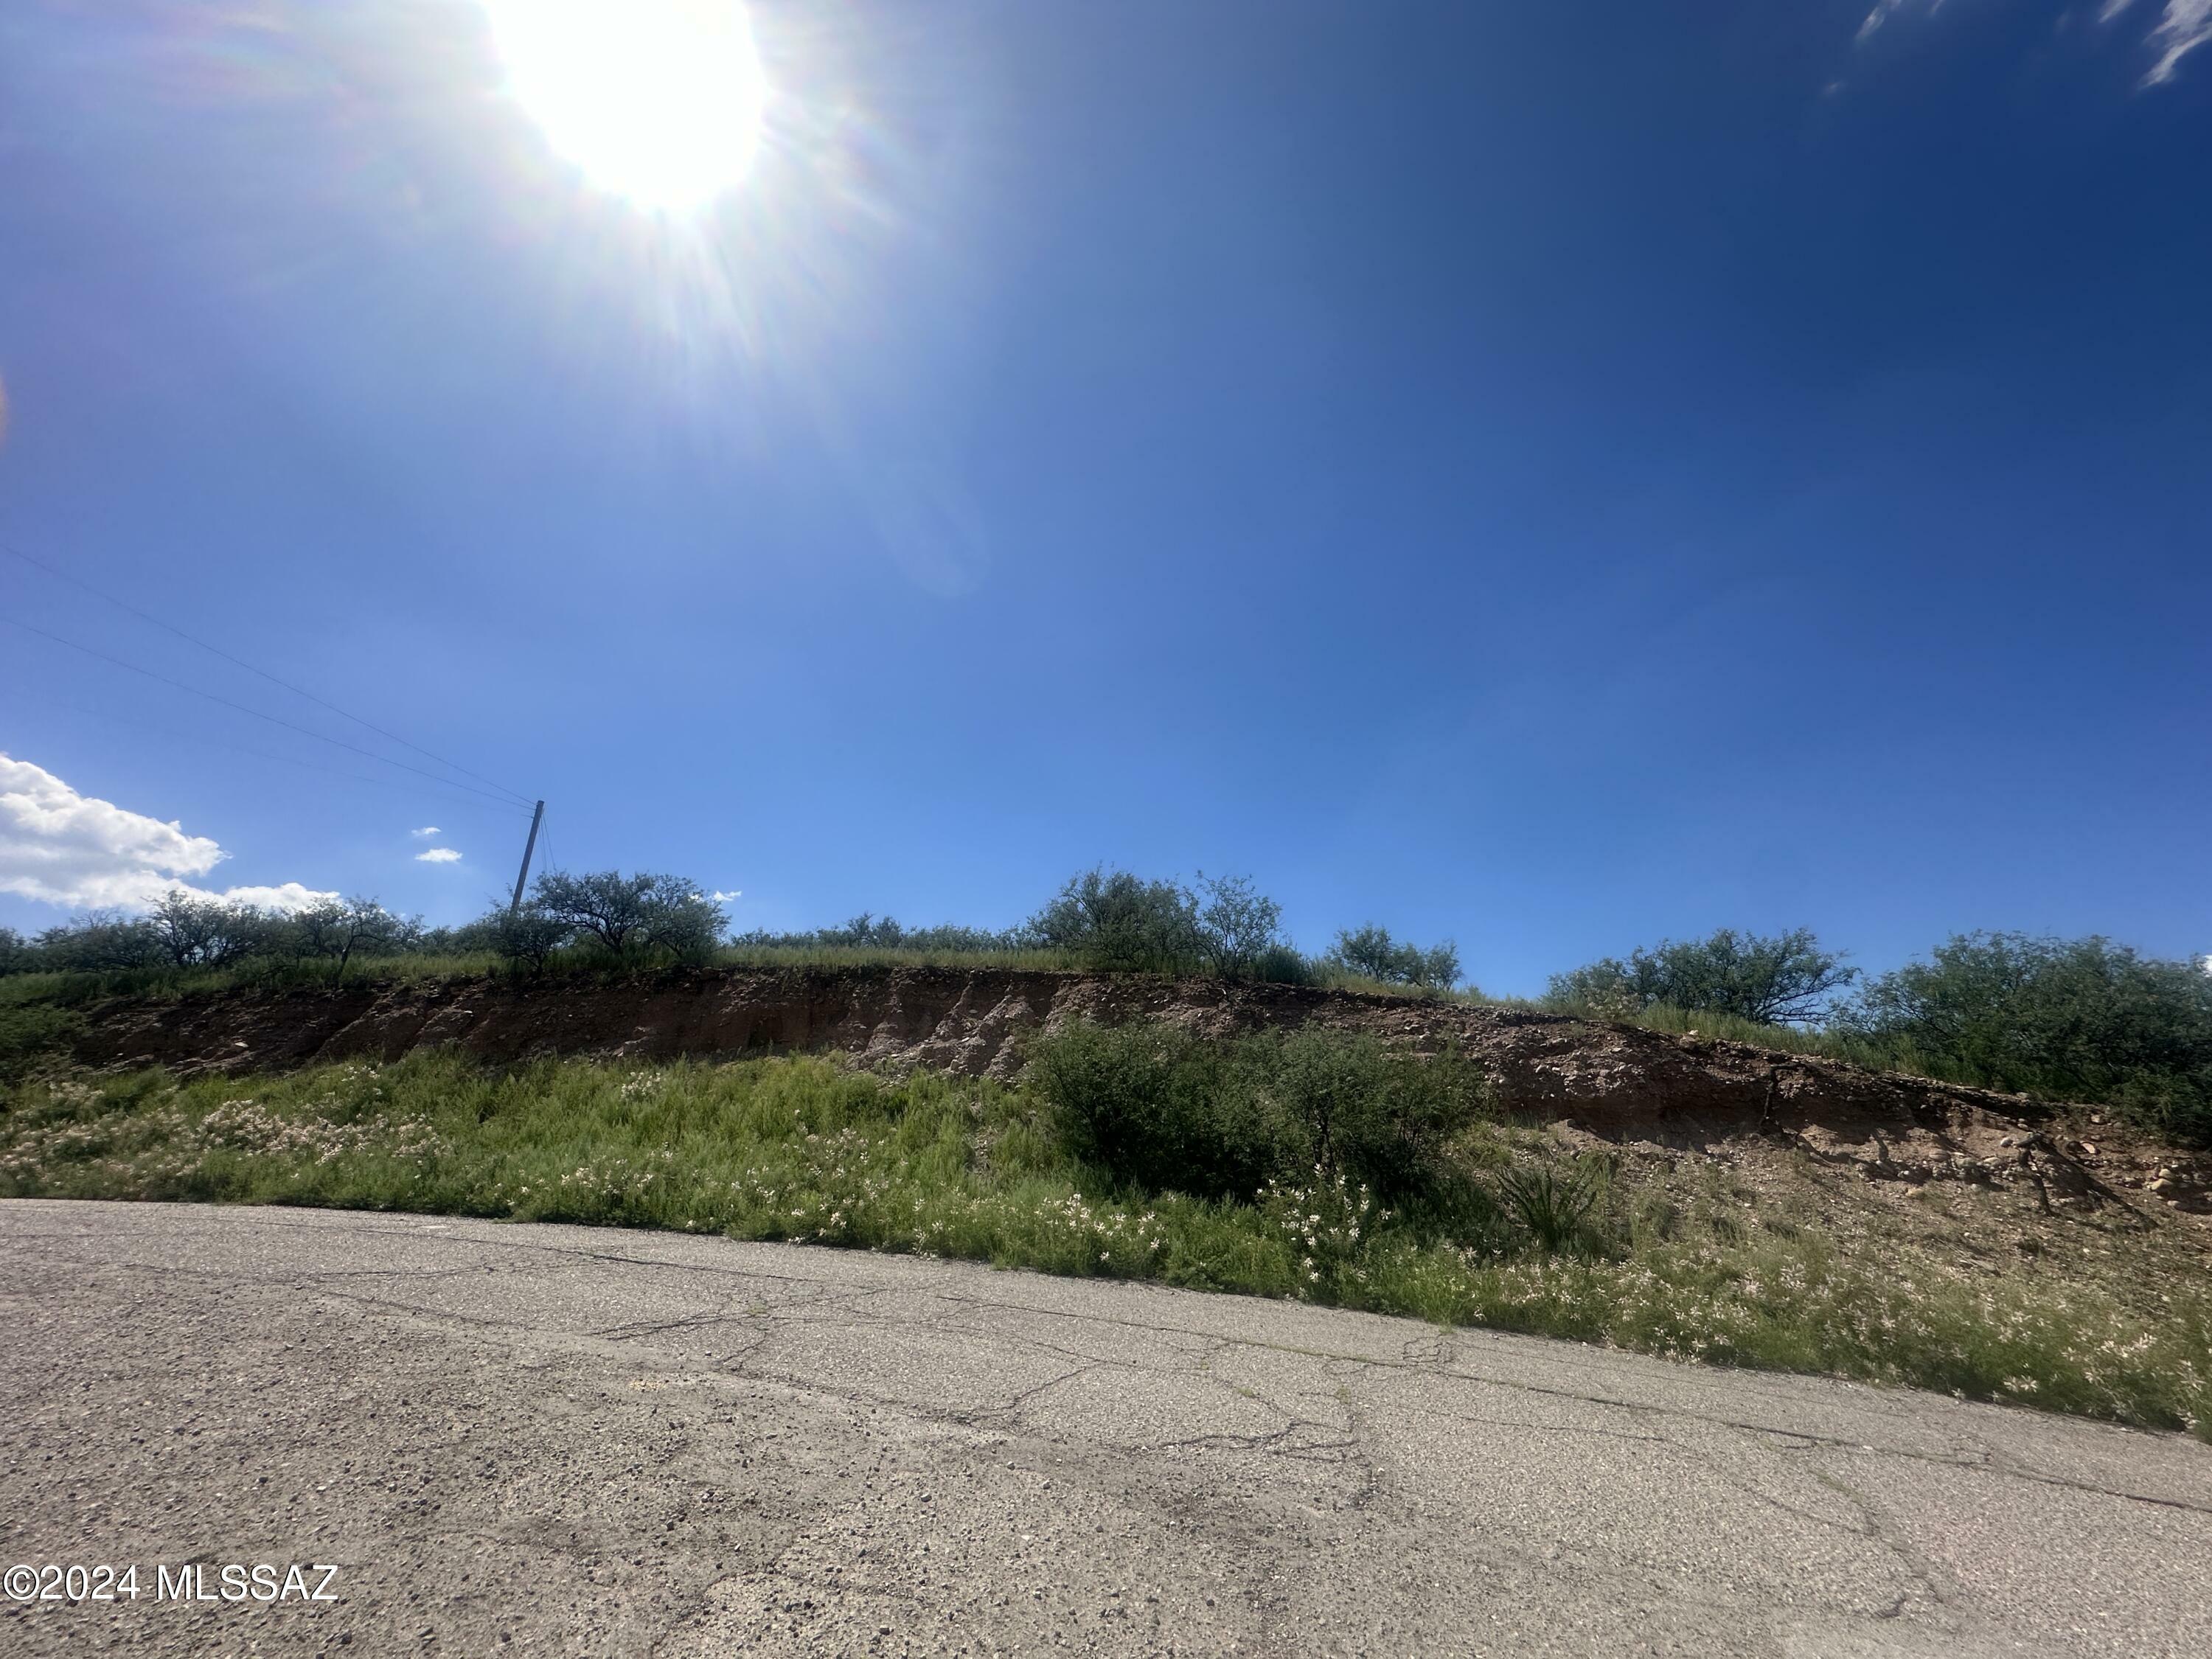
left=509, top=800, right=544, bottom=914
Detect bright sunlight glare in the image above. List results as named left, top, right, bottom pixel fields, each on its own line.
left=479, top=0, right=768, bottom=212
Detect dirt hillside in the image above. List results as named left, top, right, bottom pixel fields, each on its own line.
left=60, top=964, right=2209, bottom=1218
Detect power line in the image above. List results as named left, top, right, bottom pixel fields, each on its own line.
left=1, top=613, right=532, bottom=810
left=0, top=539, right=535, bottom=807
left=20, top=694, right=537, bottom=821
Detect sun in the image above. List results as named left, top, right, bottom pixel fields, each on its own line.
left=480, top=0, right=768, bottom=212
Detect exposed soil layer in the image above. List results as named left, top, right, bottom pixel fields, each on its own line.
left=62, top=966, right=2209, bottom=1217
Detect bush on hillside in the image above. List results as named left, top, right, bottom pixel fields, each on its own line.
left=290, top=897, right=418, bottom=978
left=1326, top=924, right=1461, bottom=990
left=732, top=914, right=1034, bottom=954
left=1838, top=933, right=2212, bottom=1144
left=0, top=1001, right=80, bottom=1082
left=1026, top=1020, right=1489, bottom=1203
left=145, top=891, right=279, bottom=970
left=1, top=894, right=431, bottom=983
left=1262, top=1027, right=1486, bottom=1196
left=484, top=908, right=571, bottom=972
left=1025, top=1020, right=1282, bottom=1199
left=1251, top=943, right=1315, bottom=986
left=528, top=870, right=723, bottom=963
left=1028, top=868, right=1206, bottom=973
left=33, top=909, right=166, bottom=973
left=1192, top=874, right=1290, bottom=979
left=1027, top=867, right=1304, bottom=979
left=0, top=927, right=36, bottom=977
left=1547, top=927, right=1856, bottom=1026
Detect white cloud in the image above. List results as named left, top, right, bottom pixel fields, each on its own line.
left=218, top=883, right=338, bottom=914
left=411, top=826, right=441, bottom=838
left=1855, top=0, right=1910, bottom=45
left=0, top=753, right=333, bottom=912
left=2142, top=0, right=2212, bottom=80
left=711, top=889, right=742, bottom=902
left=1860, top=0, right=2211, bottom=81
left=416, top=846, right=464, bottom=864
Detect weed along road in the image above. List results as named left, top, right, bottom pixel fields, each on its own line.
left=3, top=1201, right=2207, bottom=1658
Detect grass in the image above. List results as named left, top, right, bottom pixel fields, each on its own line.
left=0, top=954, right=506, bottom=1006
left=4, top=1047, right=2205, bottom=1441
left=0, top=947, right=1485, bottom=1016
left=0, top=948, right=2070, bottom=1088
left=0, top=946, right=1087, bottom=1008
left=0, top=950, right=2179, bottom=1154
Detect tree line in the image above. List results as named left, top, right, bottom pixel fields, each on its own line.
left=3, top=865, right=2204, bottom=1141
left=1542, top=926, right=2211, bottom=1144
left=1, top=865, right=1458, bottom=989
left=0, top=872, right=728, bottom=980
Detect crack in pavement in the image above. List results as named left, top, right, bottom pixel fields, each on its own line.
left=14, top=1210, right=2212, bottom=1525
left=7, top=1201, right=2208, bottom=1659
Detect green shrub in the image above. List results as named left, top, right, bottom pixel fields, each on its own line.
left=1192, top=874, right=1288, bottom=979
left=32, top=909, right=165, bottom=973
left=1326, top=925, right=1460, bottom=990
left=529, top=869, right=724, bottom=963
left=145, top=891, right=286, bottom=969
left=1547, top=928, right=1856, bottom=1025
left=489, top=908, right=572, bottom=972
left=0, top=1002, right=80, bottom=1082
left=1026, top=1020, right=1293, bottom=1199
left=1251, top=944, right=1314, bottom=986
left=1027, top=868, right=1207, bottom=973
left=733, top=914, right=1032, bottom=954
left=1840, top=933, right=2212, bottom=1144
left=1026, top=1020, right=1490, bottom=1204
left=1259, top=1028, right=1484, bottom=1196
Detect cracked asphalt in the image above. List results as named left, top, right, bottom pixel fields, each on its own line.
left=3, top=1201, right=2208, bottom=1657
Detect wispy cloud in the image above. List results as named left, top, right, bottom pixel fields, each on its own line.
left=1857, top=0, right=2211, bottom=82
left=411, top=826, right=440, bottom=838
left=415, top=846, right=464, bottom=864
left=2141, top=0, right=2212, bottom=80
left=1855, top=0, right=1911, bottom=45
left=0, top=753, right=332, bottom=911
left=711, top=889, right=742, bottom=902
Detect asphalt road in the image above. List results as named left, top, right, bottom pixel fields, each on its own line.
left=3, top=1201, right=2207, bottom=1657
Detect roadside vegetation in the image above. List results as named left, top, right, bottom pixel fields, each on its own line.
left=0, top=864, right=1464, bottom=1000
left=1540, top=930, right=2212, bottom=1148
left=2, top=867, right=2207, bottom=1144
left=3, top=1027, right=2204, bottom=1440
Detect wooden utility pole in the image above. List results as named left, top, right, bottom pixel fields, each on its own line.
left=509, top=800, right=544, bottom=914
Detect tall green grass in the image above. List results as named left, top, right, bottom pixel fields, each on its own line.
left=0, top=954, right=507, bottom=1006
left=0, top=945, right=1481, bottom=1012
left=0, top=945, right=1086, bottom=1008
left=4, top=1046, right=2205, bottom=1439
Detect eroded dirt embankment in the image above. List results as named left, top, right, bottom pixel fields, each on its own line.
left=57, top=965, right=2029, bottom=1121
left=56, top=964, right=2209, bottom=1211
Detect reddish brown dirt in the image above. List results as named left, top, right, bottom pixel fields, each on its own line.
left=61, top=965, right=2208, bottom=1217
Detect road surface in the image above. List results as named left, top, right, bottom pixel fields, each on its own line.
left=2, top=1200, right=2207, bottom=1655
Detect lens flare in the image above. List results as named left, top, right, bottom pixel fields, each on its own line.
left=479, top=0, right=768, bottom=212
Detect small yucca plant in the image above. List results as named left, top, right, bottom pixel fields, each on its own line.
left=1496, top=1163, right=1602, bottom=1255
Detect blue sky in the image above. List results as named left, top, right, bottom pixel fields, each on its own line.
left=1, top=0, right=2206, bottom=995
